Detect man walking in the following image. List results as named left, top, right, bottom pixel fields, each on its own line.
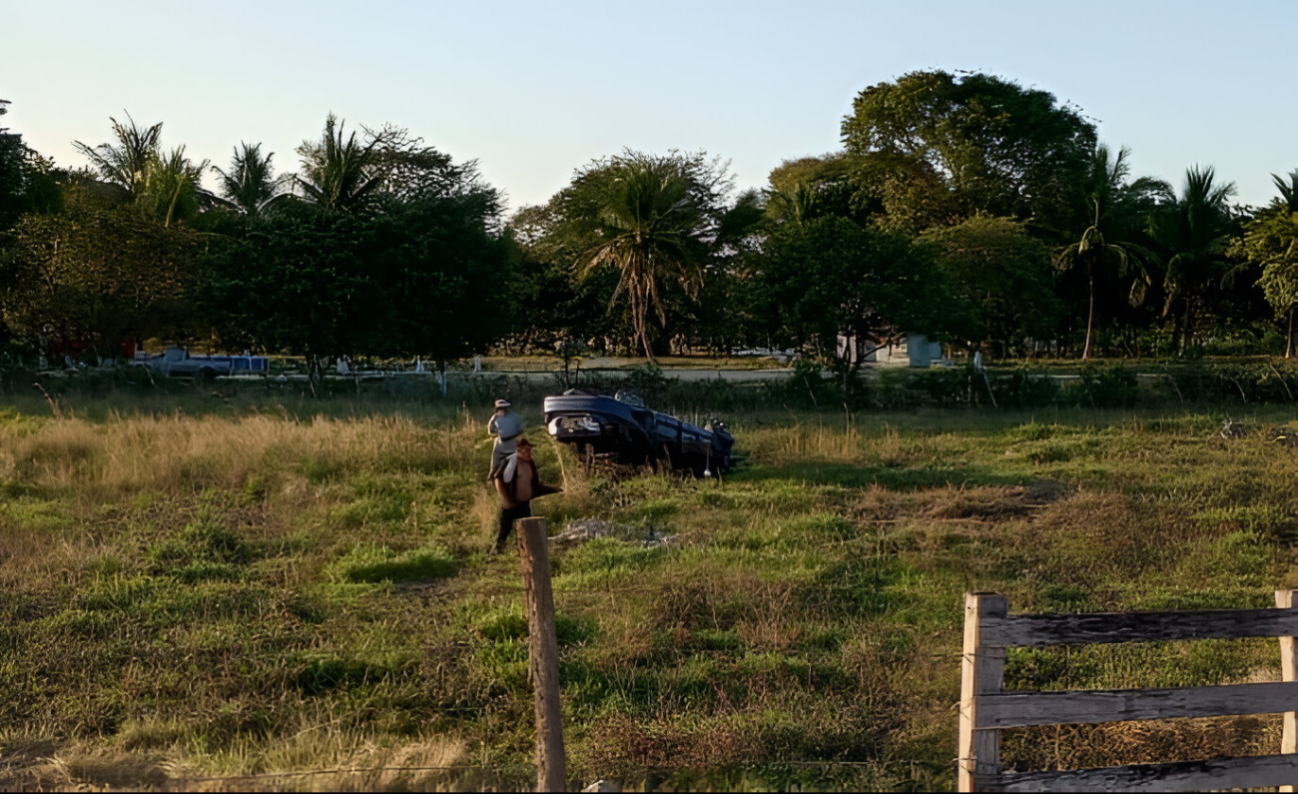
left=487, top=399, right=524, bottom=478
left=490, top=438, right=560, bottom=554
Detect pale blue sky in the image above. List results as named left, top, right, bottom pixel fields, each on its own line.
left=5, top=0, right=1297, bottom=212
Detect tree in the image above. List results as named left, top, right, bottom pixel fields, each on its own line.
left=214, top=142, right=288, bottom=216
left=920, top=215, right=1062, bottom=356
left=756, top=215, right=940, bottom=382
left=1240, top=171, right=1298, bottom=355
left=841, top=70, right=1097, bottom=233
left=570, top=153, right=722, bottom=361
left=368, top=193, right=516, bottom=384
left=72, top=114, right=209, bottom=226
left=1, top=208, right=200, bottom=355
left=765, top=154, right=858, bottom=226
left=137, top=146, right=210, bottom=227
left=199, top=203, right=383, bottom=382
left=1056, top=145, right=1165, bottom=359
left=295, top=114, right=392, bottom=211
left=202, top=162, right=513, bottom=386
left=1148, top=166, right=1240, bottom=354
left=1, top=137, right=60, bottom=231
left=72, top=113, right=163, bottom=199
left=510, top=202, right=621, bottom=382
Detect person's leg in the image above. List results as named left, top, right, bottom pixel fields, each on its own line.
left=494, top=503, right=532, bottom=553
left=495, top=505, right=515, bottom=552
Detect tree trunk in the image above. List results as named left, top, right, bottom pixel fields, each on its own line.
left=1082, top=272, right=1096, bottom=360
left=1288, top=307, right=1295, bottom=359
left=1170, top=301, right=1184, bottom=357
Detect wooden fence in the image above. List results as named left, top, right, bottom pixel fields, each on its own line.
left=959, top=590, right=1298, bottom=792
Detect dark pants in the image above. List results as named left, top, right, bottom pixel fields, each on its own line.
left=496, top=502, right=532, bottom=552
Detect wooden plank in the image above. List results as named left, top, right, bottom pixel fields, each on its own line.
left=1278, top=590, right=1298, bottom=794
left=977, top=681, right=1298, bottom=729
left=958, top=593, right=1007, bottom=793
left=981, top=607, right=1298, bottom=648
left=976, top=753, right=1298, bottom=792
left=517, top=517, right=567, bottom=793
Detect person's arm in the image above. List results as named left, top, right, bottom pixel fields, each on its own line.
left=488, top=414, right=500, bottom=436
left=531, top=465, right=562, bottom=498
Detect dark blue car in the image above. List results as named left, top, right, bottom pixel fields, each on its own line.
left=543, top=390, right=734, bottom=475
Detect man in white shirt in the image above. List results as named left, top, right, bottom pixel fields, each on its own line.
left=487, top=399, right=524, bottom=478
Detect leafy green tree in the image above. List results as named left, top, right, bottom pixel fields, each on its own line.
left=1148, top=166, right=1241, bottom=354
left=199, top=203, right=382, bottom=381
left=214, top=142, right=288, bottom=216
left=202, top=143, right=512, bottom=385
left=841, top=70, right=1097, bottom=233
left=368, top=193, right=516, bottom=382
left=510, top=202, right=620, bottom=381
left=1239, top=171, right=1298, bottom=355
left=756, top=215, right=940, bottom=382
left=1056, top=145, right=1165, bottom=359
left=920, top=215, right=1061, bottom=356
left=1, top=208, right=200, bottom=354
left=765, top=154, right=858, bottom=226
left=0, top=132, right=61, bottom=228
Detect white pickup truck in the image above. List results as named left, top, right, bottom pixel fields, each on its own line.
left=133, top=347, right=267, bottom=378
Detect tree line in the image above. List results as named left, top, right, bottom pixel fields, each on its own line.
left=2, top=70, right=1297, bottom=382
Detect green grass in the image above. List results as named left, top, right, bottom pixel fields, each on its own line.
left=1, top=393, right=1296, bottom=790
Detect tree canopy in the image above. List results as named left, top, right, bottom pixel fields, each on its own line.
left=841, top=70, right=1097, bottom=233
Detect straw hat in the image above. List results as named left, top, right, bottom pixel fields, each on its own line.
left=494, top=399, right=511, bottom=409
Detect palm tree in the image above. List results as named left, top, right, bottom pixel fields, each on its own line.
left=580, top=154, right=706, bottom=361
left=1251, top=170, right=1298, bottom=356
left=136, top=146, right=210, bottom=227
left=766, top=182, right=822, bottom=228
left=295, top=114, right=388, bottom=211
left=1056, top=145, right=1164, bottom=359
left=73, top=113, right=163, bottom=198
left=1148, top=166, right=1239, bottom=355
left=214, top=142, right=287, bottom=216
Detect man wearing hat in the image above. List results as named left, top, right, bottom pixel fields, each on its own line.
left=487, top=399, right=524, bottom=479
left=490, top=437, right=561, bottom=554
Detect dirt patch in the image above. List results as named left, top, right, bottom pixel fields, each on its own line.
left=922, top=483, right=1067, bottom=521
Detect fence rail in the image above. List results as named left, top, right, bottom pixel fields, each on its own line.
left=958, top=590, right=1298, bottom=793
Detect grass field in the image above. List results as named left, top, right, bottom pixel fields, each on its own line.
left=1, top=388, right=1297, bottom=791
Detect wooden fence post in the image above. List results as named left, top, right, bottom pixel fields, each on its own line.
left=517, top=516, right=567, bottom=792
left=1279, top=589, right=1298, bottom=794
left=958, top=593, right=1007, bottom=793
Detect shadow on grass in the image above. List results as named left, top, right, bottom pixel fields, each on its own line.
left=733, top=461, right=1032, bottom=491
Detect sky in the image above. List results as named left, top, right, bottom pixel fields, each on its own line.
left=4, top=0, right=1297, bottom=212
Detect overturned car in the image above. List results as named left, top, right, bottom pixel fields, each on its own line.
left=543, top=390, right=734, bottom=475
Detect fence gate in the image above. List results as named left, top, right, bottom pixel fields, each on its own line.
left=959, top=590, right=1298, bottom=792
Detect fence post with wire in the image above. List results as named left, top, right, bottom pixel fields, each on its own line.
left=958, top=589, right=1298, bottom=792
left=517, top=516, right=567, bottom=792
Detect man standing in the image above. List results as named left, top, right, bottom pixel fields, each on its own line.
left=491, top=438, right=560, bottom=554
left=487, top=399, right=524, bottom=478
